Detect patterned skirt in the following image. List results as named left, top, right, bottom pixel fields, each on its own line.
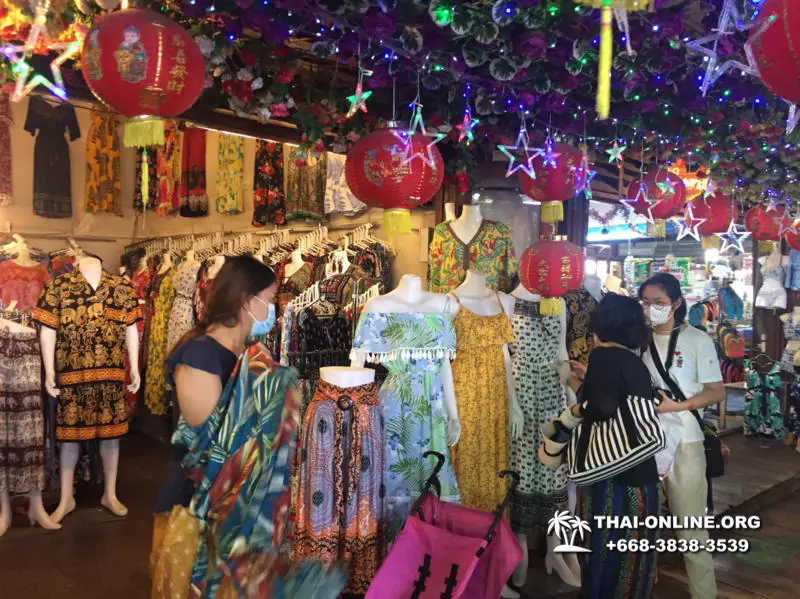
left=0, top=329, right=45, bottom=493
left=576, top=479, right=660, bottom=599
left=292, top=380, right=387, bottom=594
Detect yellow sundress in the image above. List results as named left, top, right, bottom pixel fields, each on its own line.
left=449, top=292, right=515, bottom=512
left=145, top=268, right=176, bottom=415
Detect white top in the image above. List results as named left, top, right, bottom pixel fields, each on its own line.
left=642, top=325, right=723, bottom=444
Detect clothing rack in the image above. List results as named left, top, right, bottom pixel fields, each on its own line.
left=288, top=282, right=321, bottom=311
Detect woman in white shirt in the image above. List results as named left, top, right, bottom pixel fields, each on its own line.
left=639, top=273, right=724, bottom=599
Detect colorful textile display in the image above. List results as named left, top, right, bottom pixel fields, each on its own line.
left=216, top=133, right=245, bottom=214
left=84, top=111, right=122, bottom=215
left=179, top=128, right=208, bottom=217
left=253, top=140, right=285, bottom=226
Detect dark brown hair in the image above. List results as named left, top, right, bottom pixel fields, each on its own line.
left=170, top=255, right=276, bottom=354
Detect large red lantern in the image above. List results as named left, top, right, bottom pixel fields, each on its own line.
left=625, top=171, right=685, bottom=238
left=687, top=192, right=738, bottom=248
left=744, top=205, right=783, bottom=241
left=518, top=143, right=582, bottom=225
left=750, top=0, right=800, bottom=104
left=82, top=9, right=205, bottom=147
left=345, top=124, right=444, bottom=234
left=518, top=235, right=585, bottom=316
left=786, top=229, right=800, bottom=251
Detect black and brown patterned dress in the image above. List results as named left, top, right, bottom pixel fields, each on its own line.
left=33, top=270, right=142, bottom=441
left=84, top=111, right=121, bottom=215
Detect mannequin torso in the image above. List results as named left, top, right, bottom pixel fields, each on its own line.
left=207, top=255, right=226, bottom=279
left=319, top=366, right=375, bottom=387
left=284, top=248, right=306, bottom=281
left=453, top=270, right=514, bottom=317
left=158, top=252, right=173, bottom=275
left=360, top=274, right=455, bottom=315
left=448, top=204, right=484, bottom=245
left=444, top=202, right=456, bottom=222
left=78, top=257, right=103, bottom=290
left=11, top=242, right=38, bottom=268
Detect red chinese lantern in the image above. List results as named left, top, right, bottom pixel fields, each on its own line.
left=82, top=9, right=205, bottom=147
left=518, top=235, right=585, bottom=316
left=744, top=205, right=782, bottom=241
left=786, top=229, right=800, bottom=251
left=518, top=143, right=582, bottom=225
left=687, top=192, right=738, bottom=249
left=628, top=171, right=685, bottom=238
left=750, top=0, right=800, bottom=104
left=345, top=123, right=444, bottom=234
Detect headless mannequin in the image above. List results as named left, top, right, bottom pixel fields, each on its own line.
left=10, top=236, right=38, bottom=268
left=0, top=317, right=60, bottom=537
left=583, top=273, right=603, bottom=302
left=780, top=306, right=800, bottom=361
left=207, top=255, right=226, bottom=279
left=40, top=257, right=141, bottom=523
left=444, top=202, right=457, bottom=222
left=319, top=366, right=375, bottom=388
left=449, top=204, right=484, bottom=245
left=284, top=248, right=306, bottom=281
left=508, top=285, right=581, bottom=589
left=136, top=255, right=148, bottom=274
left=351, top=274, right=462, bottom=445
left=158, top=252, right=173, bottom=275
left=183, top=249, right=201, bottom=270
left=763, top=245, right=789, bottom=271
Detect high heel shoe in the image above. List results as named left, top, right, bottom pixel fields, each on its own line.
left=28, top=508, right=61, bottom=531
left=545, top=553, right=581, bottom=587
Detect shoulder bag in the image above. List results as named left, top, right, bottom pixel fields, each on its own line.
left=648, top=327, right=725, bottom=479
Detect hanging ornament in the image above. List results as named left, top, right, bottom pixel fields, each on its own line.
left=497, top=119, right=540, bottom=179
left=667, top=159, right=707, bottom=201
left=750, top=0, right=800, bottom=104
left=574, top=148, right=597, bottom=200
left=519, top=142, right=582, bottom=225
left=455, top=105, right=479, bottom=144
left=391, top=100, right=446, bottom=168
left=641, top=170, right=686, bottom=237
left=686, top=0, right=774, bottom=96
left=519, top=235, right=585, bottom=316
left=605, top=140, right=626, bottom=167
left=703, top=176, right=716, bottom=200
left=1, top=0, right=82, bottom=103
left=620, top=179, right=652, bottom=224
left=688, top=192, right=738, bottom=248
left=540, top=136, right=561, bottom=168
left=744, top=204, right=784, bottom=252
left=787, top=102, right=800, bottom=136
left=672, top=203, right=706, bottom=242
left=346, top=46, right=372, bottom=119
left=715, top=220, right=751, bottom=254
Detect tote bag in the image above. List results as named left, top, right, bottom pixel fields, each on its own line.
left=566, top=386, right=666, bottom=486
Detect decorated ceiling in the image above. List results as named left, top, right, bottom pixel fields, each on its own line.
left=0, top=0, right=797, bottom=204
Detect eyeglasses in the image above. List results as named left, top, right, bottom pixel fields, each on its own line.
left=640, top=300, right=672, bottom=308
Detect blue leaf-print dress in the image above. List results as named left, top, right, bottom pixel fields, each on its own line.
left=352, top=312, right=460, bottom=539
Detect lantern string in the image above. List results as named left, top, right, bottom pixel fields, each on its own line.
left=391, top=77, right=396, bottom=121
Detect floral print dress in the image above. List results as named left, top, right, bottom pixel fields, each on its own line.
left=743, top=360, right=785, bottom=440
left=252, top=139, right=285, bottom=226
left=216, top=133, right=244, bottom=214
left=351, top=311, right=460, bottom=540
left=145, top=268, right=176, bottom=416
left=428, top=220, right=517, bottom=293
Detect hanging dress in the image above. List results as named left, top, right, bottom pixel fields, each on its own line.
left=156, top=122, right=183, bottom=216
left=508, top=298, right=568, bottom=537
left=293, top=380, right=386, bottom=594
left=216, top=133, right=244, bottom=214
left=563, top=286, right=597, bottom=365
left=145, top=268, right=176, bottom=416
left=252, top=139, right=285, bottom=226
left=324, top=152, right=367, bottom=216
left=166, top=262, right=201, bottom=354
left=84, top=111, right=122, bottom=214
left=450, top=293, right=514, bottom=512
left=0, top=93, right=11, bottom=206
left=284, top=146, right=326, bottom=221
left=134, top=148, right=158, bottom=213
left=743, top=360, right=785, bottom=439
left=179, top=128, right=208, bottom=217
left=352, top=311, right=460, bottom=539
left=24, top=96, right=81, bottom=218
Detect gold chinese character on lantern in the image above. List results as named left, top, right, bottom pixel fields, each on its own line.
left=167, top=79, right=186, bottom=93
left=171, top=35, right=186, bottom=48
left=174, top=49, right=187, bottom=65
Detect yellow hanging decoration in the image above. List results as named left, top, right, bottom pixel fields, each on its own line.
left=540, top=297, right=563, bottom=316
left=647, top=219, right=667, bottom=239
left=383, top=209, right=413, bottom=235
left=540, top=201, right=565, bottom=224
left=124, top=117, right=166, bottom=149
left=141, top=149, right=150, bottom=211
left=701, top=236, right=720, bottom=250
left=759, top=241, right=775, bottom=254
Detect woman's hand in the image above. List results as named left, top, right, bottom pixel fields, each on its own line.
left=656, top=390, right=683, bottom=414
left=568, top=360, right=587, bottom=381
left=571, top=403, right=582, bottom=418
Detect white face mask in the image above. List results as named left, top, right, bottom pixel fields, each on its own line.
left=649, top=304, right=673, bottom=327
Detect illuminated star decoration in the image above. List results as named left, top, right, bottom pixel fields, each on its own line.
left=620, top=180, right=655, bottom=224
left=655, top=174, right=676, bottom=197
left=704, top=176, right=716, bottom=200
left=496, top=125, right=541, bottom=179
left=778, top=204, right=800, bottom=237
left=455, top=106, right=479, bottom=144
left=573, top=151, right=597, bottom=200
left=672, top=203, right=707, bottom=242
left=715, top=220, right=751, bottom=254
left=605, top=141, right=626, bottom=167
left=345, top=82, right=373, bottom=119
left=1, top=0, right=81, bottom=103
left=686, top=0, right=776, bottom=96
left=539, top=136, right=562, bottom=168
left=787, top=102, right=800, bottom=136
left=391, top=101, right=447, bottom=168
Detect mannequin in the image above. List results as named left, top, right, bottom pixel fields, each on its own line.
left=10, top=236, right=37, bottom=268
left=319, top=365, right=374, bottom=387
left=39, top=257, right=141, bottom=522
left=207, top=255, right=225, bottom=279
left=0, top=316, right=60, bottom=537
left=284, top=248, right=306, bottom=281
left=583, top=271, right=603, bottom=302
left=756, top=247, right=789, bottom=310
left=507, top=284, right=581, bottom=588
left=444, top=202, right=457, bottom=222
left=183, top=249, right=201, bottom=269
left=158, top=251, right=173, bottom=275
left=351, top=274, right=461, bottom=538
left=136, top=255, right=148, bottom=274
left=449, top=203, right=484, bottom=245
left=780, top=306, right=800, bottom=371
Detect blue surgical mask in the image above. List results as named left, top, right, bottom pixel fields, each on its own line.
left=246, top=296, right=276, bottom=337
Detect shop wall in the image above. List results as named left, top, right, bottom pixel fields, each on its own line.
left=1, top=96, right=434, bottom=286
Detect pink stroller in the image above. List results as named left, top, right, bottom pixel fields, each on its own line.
left=366, top=452, right=523, bottom=599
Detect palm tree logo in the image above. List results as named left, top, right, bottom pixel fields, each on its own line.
left=547, top=510, right=592, bottom=553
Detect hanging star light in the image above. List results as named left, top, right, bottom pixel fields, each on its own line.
left=672, top=203, right=707, bottom=241
left=455, top=106, right=479, bottom=144
left=787, top=102, right=800, bottom=136
left=345, top=82, right=373, bottom=119
left=574, top=149, right=597, bottom=199
left=539, top=136, right=562, bottom=168
left=715, top=220, right=751, bottom=254
left=703, top=176, right=716, bottom=200
left=655, top=174, right=676, bottom=196
left=496, top=124, right=541, bottom=179
left=620, top=180, right=656, bottom=224
left=605, top=141, right=626, bottom=167
left=0, top=0, right=82, bottom=103
left=391, top=101, right=446, bottom=168
left=686, top=0, right=776, bottom=96
left=778, top=204, right=800, bottom=237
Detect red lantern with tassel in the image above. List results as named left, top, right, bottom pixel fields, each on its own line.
left=745, top=204, right=784, bottom=252
left=345, top=123, right=444, bottom=234
left=519, top=235, right=585, bottom=316
left=687, top=192, right=738, bottom=249
left=638, top=171, right=685, bottom=237
left=518, top=143, right=582, bottom=225
left=749, top=0, right=800, bottom=104
left=82, top=9, right=205, bottom=148
left=786, top=229, right=800, bottom=251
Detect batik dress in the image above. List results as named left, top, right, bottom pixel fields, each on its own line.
left=352, top=311, right=460, bottom=539
left=743, top=360, right=785, bottom=439
left=145, top=268, right=176, bottom=416
left=84, top=111, right=121, bottom=214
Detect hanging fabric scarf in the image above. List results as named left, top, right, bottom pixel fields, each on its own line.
left=179, top=128, right=208, bottom=217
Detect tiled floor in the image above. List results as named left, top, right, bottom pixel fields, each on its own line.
left=0, top=432, right=799, bottom=598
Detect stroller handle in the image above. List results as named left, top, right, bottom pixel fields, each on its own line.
left=477, top=469, right=521, bottom=554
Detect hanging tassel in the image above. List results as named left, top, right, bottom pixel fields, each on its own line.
left=383, top=209, right=412, bottom=235
left=701, top=236, right=719, bottom=250
left=759, top=241, right=775, bottom=254
left=141, top=149, right=150, bottom=211
left=540, top=201, right=564, bottom=224
left=647, top=219, right=667, bottom=239
left=596, top=0, right=613, bottom=120
left=540, top=297, right=563, bottom=316
left=124, top=117, right=165, bottom=148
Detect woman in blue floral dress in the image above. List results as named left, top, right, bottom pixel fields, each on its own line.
left=352, top=311, right=460, bottom=538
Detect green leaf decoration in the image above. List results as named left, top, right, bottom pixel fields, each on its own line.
left=473, top=21, right=499, bottom=45
left=429, top=0, right=454, bottom=28
left=462, top=43, right=488, bottom=67
left=489, top=57, right=517, bottom=81
left=423, top=74, right=442, bottom=90
left=492, top=0, right=516, bottom=26
left=512, top=54, right=532, bottom=70
left=566, top=58, right=584, bottom=75
left=402, top=26, right=424, bottom=54
left=475, top=94, right=493, bottom=115
left=451, top=5, right=474, bottom=36
left=519, top=6, right=546, bottom=30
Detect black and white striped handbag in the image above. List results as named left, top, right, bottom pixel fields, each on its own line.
left=566, top=392, right=666, bottom=486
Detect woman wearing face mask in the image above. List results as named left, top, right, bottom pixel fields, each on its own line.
left=150, top=256, right=346, bottom=596
left=639, top=273, right=724, bottom=599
